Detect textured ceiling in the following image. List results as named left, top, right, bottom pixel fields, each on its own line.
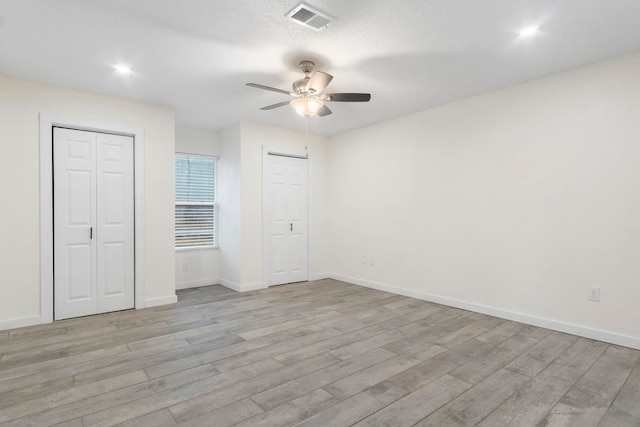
left=1, top=0, right=640, bottom=136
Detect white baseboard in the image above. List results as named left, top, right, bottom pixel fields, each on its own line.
left=176, top=278, right=219, bottom=290
left=144, top=294, right=178, bottom=308
left=1, top=296, right=186, bottom=331
left=313, top=272, right=332, bottom=280
left=0, top=315, right=42, bottom=331
left=218, top=279, right=267, bottom=292
left=329, top=273, right=640, bottom=351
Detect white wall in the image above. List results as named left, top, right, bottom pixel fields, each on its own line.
left=218, top=123, right=243, bottom=287
left=328, top=51, right=640, bottom=348
left=0, top=75, right=176, bottom=329
left=175, top=125, right=220, bottom=154
left=4, top=52, right=637, bottom=350
left=175, top=125, right=221, bottom=290
left=217, top=120, right=330, bottom=290
left=239, top=121, right=331, bottom=285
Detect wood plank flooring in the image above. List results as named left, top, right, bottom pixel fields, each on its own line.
left=1, top=279, right=639, bottom=426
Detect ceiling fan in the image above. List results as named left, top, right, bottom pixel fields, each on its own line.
left=246, top=60, right=371, bottom=117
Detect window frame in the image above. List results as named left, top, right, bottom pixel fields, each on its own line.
left=175, top=152, right=219, bottom=250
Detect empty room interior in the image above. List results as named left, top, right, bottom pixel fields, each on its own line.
left=1, top=1, right=640, bottom=426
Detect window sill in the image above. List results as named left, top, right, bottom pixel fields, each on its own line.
left=176, top=246, right=219, bottom=252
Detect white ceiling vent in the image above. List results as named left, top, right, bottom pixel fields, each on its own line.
left=285, top=2, right=335, bottom=31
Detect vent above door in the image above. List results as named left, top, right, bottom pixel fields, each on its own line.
left=285, top=2, right=335, bottom=31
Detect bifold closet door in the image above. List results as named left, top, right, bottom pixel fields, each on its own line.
left=267, top=154, right=308, bottom=286
left=53, top=128, right=134, bottom=320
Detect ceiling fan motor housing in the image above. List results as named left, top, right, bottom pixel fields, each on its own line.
left=293, top=77, right=311, bottom=94
left=246, top=58, right=370, bottom=117
left=294, top=61, right=316, bottom=94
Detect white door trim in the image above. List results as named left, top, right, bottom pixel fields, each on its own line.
left=262, top=145, right=312, bottom=287
left=40, top=114, right=146, bottom=324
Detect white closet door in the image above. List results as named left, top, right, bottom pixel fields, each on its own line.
left=267, top=154, right=308, bottom=286
left=286, top=157, right=308, bottom=283
left=54, top=128, right=134, bottom=320
left=96, top=133, right=134, bottom=314
left=54, top=128, right=98, bottom=319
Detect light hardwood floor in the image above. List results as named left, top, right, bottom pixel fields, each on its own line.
left=1, top=279, right=639, bottom=426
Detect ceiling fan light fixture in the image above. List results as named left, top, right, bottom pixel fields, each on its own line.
left=291, top=97, right=324, bottom=117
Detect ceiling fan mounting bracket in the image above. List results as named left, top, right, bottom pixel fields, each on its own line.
left=299, top=60, right=315, bottom=74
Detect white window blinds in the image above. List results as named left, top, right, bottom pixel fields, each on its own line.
left=175, top=154, right=217, bottom=248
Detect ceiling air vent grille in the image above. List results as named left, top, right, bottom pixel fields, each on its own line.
left=285, top=2, right=335, bottom=31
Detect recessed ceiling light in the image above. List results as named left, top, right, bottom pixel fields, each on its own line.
left=519, top=26, right=539, bottom=37
left=114, top=64, right=132, bottom=75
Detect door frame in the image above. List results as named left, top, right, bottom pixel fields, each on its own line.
left=262, top=145, right=312, bottom=287
left=40, top=114, right=146, bottom=323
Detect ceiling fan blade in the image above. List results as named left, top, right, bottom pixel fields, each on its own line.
left=318, top=105, right=332, bottom=117
left=260, top=101, right=291, bottom=110
left=325, top=93, right=371, bottom=102
left=306, top=71, right=333, bottom=94
left=246, top=83, right=292, bottom=96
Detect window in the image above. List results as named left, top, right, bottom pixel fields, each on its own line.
left=175, top=154, right=217, bottom=249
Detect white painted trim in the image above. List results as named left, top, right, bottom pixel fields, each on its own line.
left=219, top=279, right=267, bottom=293
left=144, top=295, right=178, bottom=307
left=0, top=316, right=42, bottom=332
left=176, top=279, right=219, bottom=290
left=133, top=131, right=146, bottom=311
left=262, top=144, right=311, bottom=288
left=306, top=150, right=316, bottom=282
left=40, top=120, right=54, bottom=324
left=313, top=272, right=331, bottom=280
left=329, top=273, right=640, bottom=351
left=262, top=145, right=270, bottom=288
left=39, top=114, right=146, bottom=324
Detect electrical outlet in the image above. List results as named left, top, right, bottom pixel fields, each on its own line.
left=368, top=257, right=375, bottom=266
left=588, top=286, right=600, bottom=302
left=182, top=263, right=189, bottom=272
left=361, top=255, right=367, bottom=265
